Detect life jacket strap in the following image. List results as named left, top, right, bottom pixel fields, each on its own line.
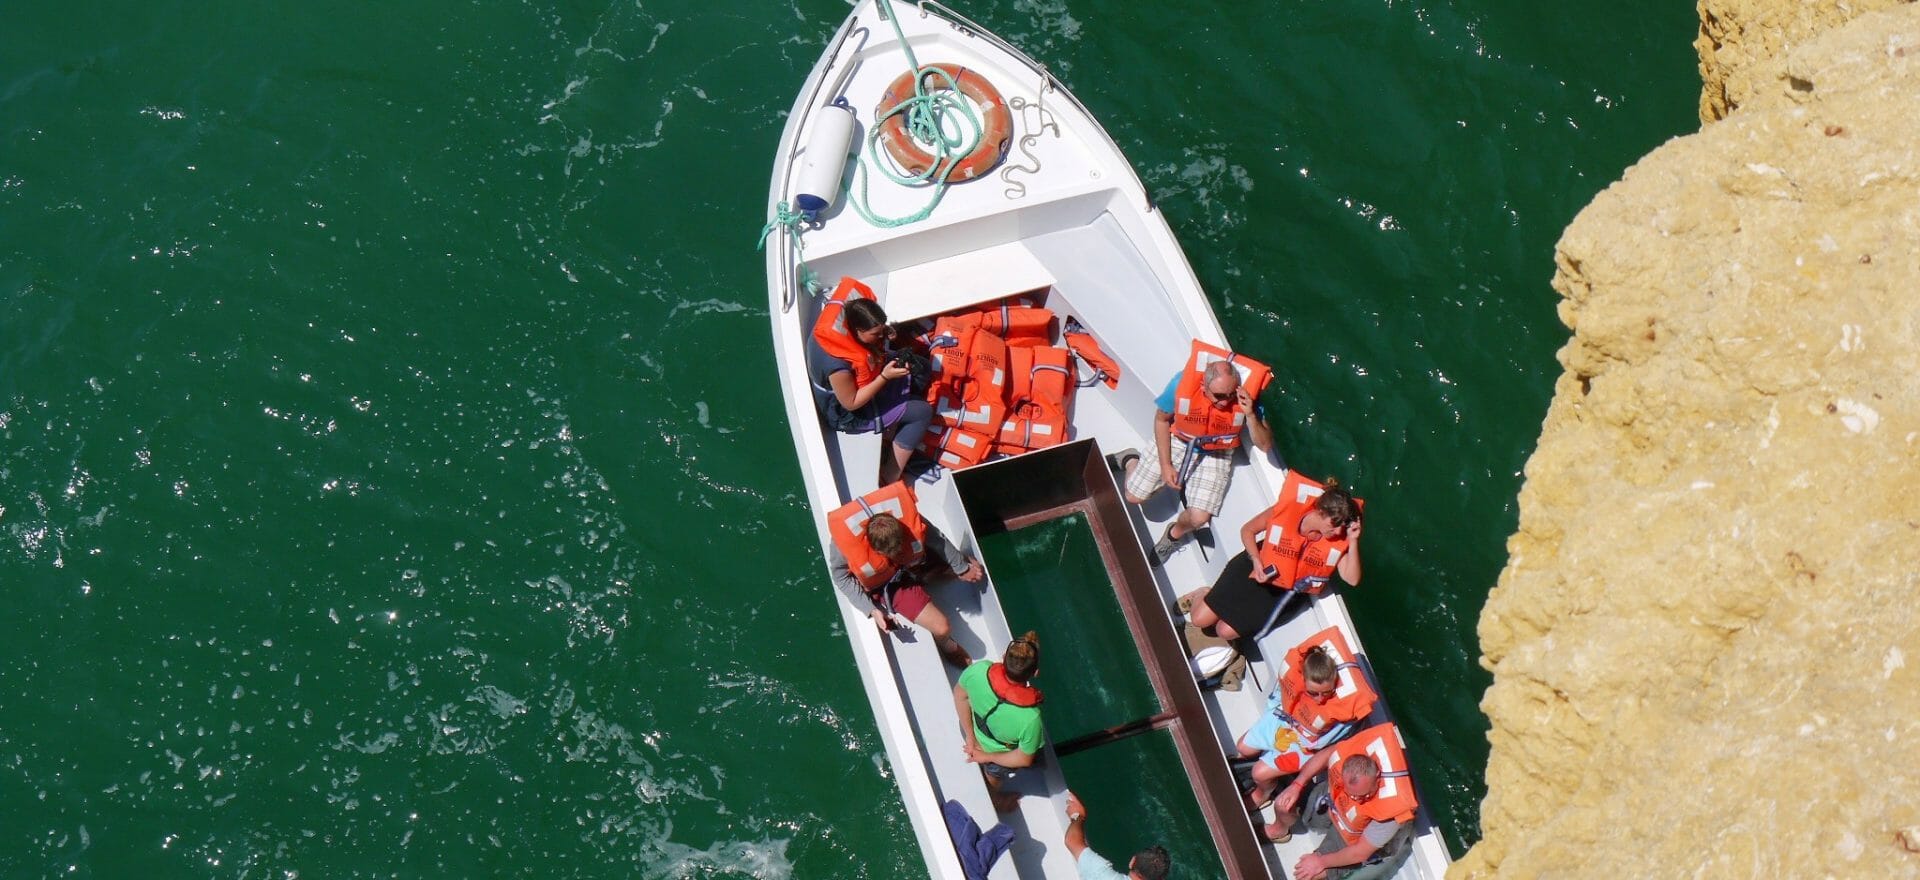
left=972, top=697, right=1022, bottom=751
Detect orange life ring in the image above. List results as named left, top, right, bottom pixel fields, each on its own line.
left=876, top=64, right=1013, bottom=182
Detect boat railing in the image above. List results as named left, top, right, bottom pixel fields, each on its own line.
left=784, top=23, right=869, bottom=171
left=913, top=0, right=1157, bottom=215
left=774, top=20, right=874, bottom=314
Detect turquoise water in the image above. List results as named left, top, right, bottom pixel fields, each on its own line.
left=2, top=0, right=1697, bottom=876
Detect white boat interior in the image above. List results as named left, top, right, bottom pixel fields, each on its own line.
left=766, top=3, right=1456, bottom=878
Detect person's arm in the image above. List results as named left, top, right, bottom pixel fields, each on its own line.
left=1153, top=409, right=1179, bottom=489
left=980, top=746, right=1035, bottom=769
left=1297, top=720, right=1356, bottom=753
left=827, top=359, right=909, bottom=411
left=1241, top=505, right=1277, bottom=582
left=828, top=544, right=890, bottom=631
left=1242, top=387, right=1274, bottom=453
left=1290, top=837, right=1382, bottom=880
left=1295, top=825, right=1390, bottom=879
left=1062, top=792, right=1090, bottom=859
left=1274, top=746, right=1337, bottom=815
left=923, top=524, right=983, bottom=583
left=1336, top=518, right=1363, bottom=586
left=953, top=682, right=980, bottom=757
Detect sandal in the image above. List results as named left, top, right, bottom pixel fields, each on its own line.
left=1262, top=821, right=1292, bottom=844
left=939, top=642, right=974, bottom=670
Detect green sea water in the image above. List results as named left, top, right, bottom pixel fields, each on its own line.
left=2, top=0, right=1698, bottom=876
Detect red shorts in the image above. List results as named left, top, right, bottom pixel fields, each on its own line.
left=873, top=581, right=933, bottom=621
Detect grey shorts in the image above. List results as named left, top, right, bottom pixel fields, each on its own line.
left=1124, top=438, right=1233, bottom=515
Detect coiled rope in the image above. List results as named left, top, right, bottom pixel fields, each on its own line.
left=845, top=0, right=986, bottom=228
left=759, top=0, right=985, bottom=300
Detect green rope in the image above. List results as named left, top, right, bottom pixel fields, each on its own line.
left=845, top=0, right=986, bottom=228
left=757, top=200, right=820, bottom=295
left=759, top=0, right=990, bottom=294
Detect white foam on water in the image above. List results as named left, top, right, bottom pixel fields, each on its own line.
left=471, top=684, right=529, bottom=719
left=645, top=834, right=794, bottom=880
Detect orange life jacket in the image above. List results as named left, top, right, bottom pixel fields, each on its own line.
left=1268, top=626, right=1378, bottom=753
left=1326, top=723, right=1419, bottom=848
left=1170, top=339, right=1271, bottom=451
left=961, top=297, right=1056, bottom=346
left=811, top=277, right=885, bottom=388
left=925, top=317, right=1010, bottom=436
left=972, top=662, right=1044, bottom=751
left=1255, top=471, right=1363, bottom=596
left=1063, top=318, right=1121, bottom=390
left=920, top=422, right=996, bottom=470
left=824, top=482, right=927, bottom=590
left=996, top=344, right=1073, bottom=453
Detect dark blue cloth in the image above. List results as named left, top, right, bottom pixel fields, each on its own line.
left=942, top=799, right=1015, bottom=880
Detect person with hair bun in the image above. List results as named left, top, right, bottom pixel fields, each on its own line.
left=953, top=632, right=1046, bottom=813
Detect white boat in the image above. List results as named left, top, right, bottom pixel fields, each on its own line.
left=764, top=3, right=1455, bottom=878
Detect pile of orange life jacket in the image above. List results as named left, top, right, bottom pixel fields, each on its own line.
left=913, top=293, right=1120, bottom=469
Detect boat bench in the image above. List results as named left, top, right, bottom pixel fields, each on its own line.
left=889, top=621, right=1020, bottom=880
left=839, top=432, right=885, bottom=498
left=880, top=240, right=1056, bottom=323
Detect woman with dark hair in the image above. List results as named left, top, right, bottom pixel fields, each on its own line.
left=954, top=631, right=1045, bottom=813
left=808, top=279, right=934, bottom=483
left=1187, top=473, right=1364, bottom=641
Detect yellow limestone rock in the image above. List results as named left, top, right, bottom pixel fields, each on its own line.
left=1461, top=7, right=1920, bottom=878
left=1696, top=0, right=1913, bottom=122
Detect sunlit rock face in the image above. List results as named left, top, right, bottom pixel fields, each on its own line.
left=1459, top=6, right=1920, bottom=878
left=1696, top=0, right=1913, bottom=122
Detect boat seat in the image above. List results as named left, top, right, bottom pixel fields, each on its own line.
left=836, top=430, right=885, bottom=499
left=889, top=625, right=1020, bottom=880
left=880, top=241, right=1057, bottom=323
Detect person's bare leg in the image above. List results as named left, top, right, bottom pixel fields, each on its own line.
left=1116, top=453, right=1146, bottom=505
left=984, top=771, right=1019, bottom=813
left=1193, top=597, right=1242, bottom=639
left=1237, top=742, right=1279, bottom=808
left=1170, top=507, right=1213, bottom=541
left=913, top=604, right=970, bottom=668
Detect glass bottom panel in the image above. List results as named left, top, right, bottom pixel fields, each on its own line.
left=1058, top=729, right=1222, bottom=878
left=977, top=513, right=1159, bottom=743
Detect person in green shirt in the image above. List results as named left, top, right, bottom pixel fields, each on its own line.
left=953, top=631, right=1045, bottom=813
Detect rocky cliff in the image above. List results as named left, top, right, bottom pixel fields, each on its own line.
left=1696, top=0, right=1914, bottom=121
left=1459, top=6, right=1920, bottom=878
